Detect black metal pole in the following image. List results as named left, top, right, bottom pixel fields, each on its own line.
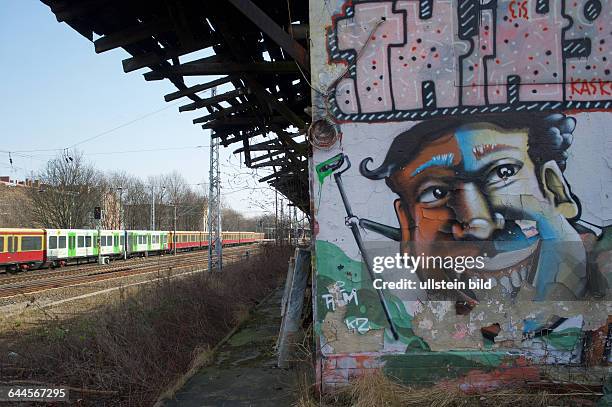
left=333, top=156, right=399, bottom=340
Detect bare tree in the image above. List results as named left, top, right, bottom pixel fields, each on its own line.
left=26, top=151, right=104, bottom=228
left=159, top=171, right=207, bottom=231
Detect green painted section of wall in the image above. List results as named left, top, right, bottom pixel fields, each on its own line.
left=381, top=351, right=506, bottom=384
left=315, top=240, right=428, bottom=349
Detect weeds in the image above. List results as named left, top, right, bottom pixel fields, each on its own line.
left=294, top=369, right=603, bottom=407
left=0, top=245, right=292, bottom=406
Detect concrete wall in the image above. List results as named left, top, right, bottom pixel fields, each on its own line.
left=309, top=0, right=612, bottom=391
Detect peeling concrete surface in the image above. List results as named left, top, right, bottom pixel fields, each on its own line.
left=163, top=290, right=296, bottom=407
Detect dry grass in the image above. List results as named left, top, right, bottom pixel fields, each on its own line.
left=0, top=245, right=292, bottom=406
left=295, top=370, right=603, bottom=407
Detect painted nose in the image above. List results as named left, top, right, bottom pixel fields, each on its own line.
left=450, top=183, right=504, bottom=240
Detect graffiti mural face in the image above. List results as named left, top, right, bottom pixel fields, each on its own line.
left=361, top=114, right=589, bottom=300
left=310, top=0, right=612, bottom=389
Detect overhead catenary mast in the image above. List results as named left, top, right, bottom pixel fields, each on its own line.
left=207, top=87, right=222, bottom=272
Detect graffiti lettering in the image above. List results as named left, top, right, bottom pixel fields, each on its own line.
left=323, top=282, right=359, bottom=311
left=345, top=317, right=370, bottom=334
left=508, top=0, right=529, bottom=20
left=327, top=0, right=611, bottom=121
left=322, top=293, right=336, bottom=311
left=570, top=78, right=612, bottom=97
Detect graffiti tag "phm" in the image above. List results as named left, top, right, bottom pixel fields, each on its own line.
left=322, top=281, right=359, bottom=311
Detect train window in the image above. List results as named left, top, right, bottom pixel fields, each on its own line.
left=120, top=236, right=124, bottom=246
left=86, top=236, right=92, bottom=247
left=114, top=236, right=118, bottom=246
left=49, top=236, right=58, bottom=249
left=0, top=236, right=3, bottom=252
left=22, top=236, right=42, bottom=251
left=78, top=236, right=84, bottom=248
left=99, top=236, right=105, bottom=246
left=68, top=236, right=75, bottom=250
left=58, top=236, right=66, bottom=248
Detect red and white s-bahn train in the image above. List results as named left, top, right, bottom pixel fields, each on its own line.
left=0, top=228, right=264, bottom=272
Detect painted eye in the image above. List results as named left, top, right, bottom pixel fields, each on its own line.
left=418, top=186, right=449, bottom=203
left=489, top=164, right=520, bottom=183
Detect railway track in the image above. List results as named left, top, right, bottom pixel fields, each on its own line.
left=0, top=245, right=258, bottom=285
left=0, top=245, right=259, bottom=299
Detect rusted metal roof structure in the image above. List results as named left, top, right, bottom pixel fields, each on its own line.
left=40, top=0, right=311, bottom=213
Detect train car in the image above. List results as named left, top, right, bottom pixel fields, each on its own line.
left=126, top=230, right=168, bottom=256
left=240, top=231, right=263, bottom=244
left=222, top=231, right=239, bottom=246
left=0, top=228, right=45, bottom=271
left=46, top=229, right=125, bottom=266
left=1, top=227, right=263, bottom=273
left=98, top=230, right=125, bottom=258
left=46, top=229, right=106, bottom=265
left=169, top=231, right=207, bottom=252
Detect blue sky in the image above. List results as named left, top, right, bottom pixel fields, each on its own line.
left=0, top=0, right=280, bottom=217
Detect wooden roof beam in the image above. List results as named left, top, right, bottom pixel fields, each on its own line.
left=250, top=157, right=292, bottom=169
left=164, top=76, right=234, bottom=102
left=51, top=0, right=112, bottom=22
left=247, top=81, right=306, bottom=130
left=94, top=19, right=171, bottom=53
left=179, top=88, right=245, bottom=112
left=192, top=103, right=254, bottom=124
left=122, top=38, right=218, bottom=72
left=201, top=116, right=287, bottom=128
left=144, top=61, right=299, bottom=80
left=234, top=140, right=283, bottom=153
left=227, top=0, right=309, bottom=72
left=249, top=150, right=287, bottom=164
